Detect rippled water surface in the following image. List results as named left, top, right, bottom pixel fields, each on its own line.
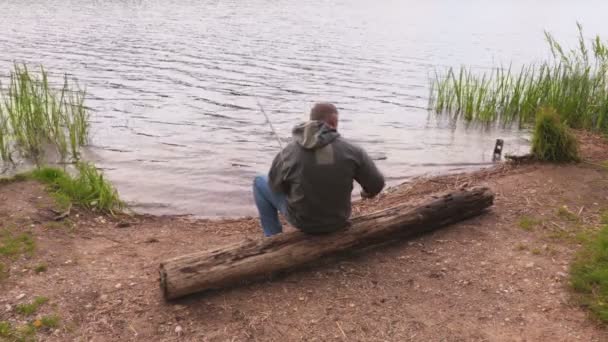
left=2, top=0, right=607, bottom=216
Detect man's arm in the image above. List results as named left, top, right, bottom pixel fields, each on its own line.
left=268, top=150, right=287, bottom=194
left=355, top=148, right=385, bottom=199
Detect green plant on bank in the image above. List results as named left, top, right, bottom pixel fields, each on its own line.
left=0, top=231, right=35, bottom=258
left=0, top=321, right=37, bottom=342
left=0, top=173, right=28, bottom=185
left=29, top=164, right=124, bottom=214
left=601, top=210, right=608, bottom=224
left=16, top=324, right=36, bottom=342
left=0, top=64, right=89, bottom=166
left=0, top=262, right=6, bottom=279
left=15, top=297, right=49, bottom=316
left=33, top=263, right=47, bottom=273
left=0, top=321, right=12, bottom=337
left=518, top=215, right=541, bottom=231
left=557, top=205, right=580, bottom=222
left=532, top=107, right=580, bottom=162
left=37, top=315, right=60, bottom=329
left=0, top=315, right=60, bottom=341
left=430, top=24, right=608, bottom=159
left=570, top=224, right=608, bottom=322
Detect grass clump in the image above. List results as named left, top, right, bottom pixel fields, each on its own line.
left=557, top=205, right=580, bottom=222
left=0, top=320, right=44, bottom=342
left=14, top=323, right=36, bottom=342
left=15, top=297, right=49, bottom=316
left=0, top=262, right=6, bottom=279
left=532, top=107, right=580, bottom=162
left=37, top=315, right=60, bottom=329
left=515, top=243, right=528, bottom=251
left=0, top=321, right=11, bottom=337
left=570, top=224, right=608, bottom=322
left=0, top=173, right=28, bottom=185
left=0, top=64, right=89, bottom=167
left=33, top=263, right=47, bottom=273
left=518, top=215, right=541, bottom=231
left=600, top=210, right=608, bottom=225
left=0, top=231, right=35, bottom=258
left=29, top=163, right=123, bottom=214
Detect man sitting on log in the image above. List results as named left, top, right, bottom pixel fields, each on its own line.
left=253, top=102, right=385, bottom=237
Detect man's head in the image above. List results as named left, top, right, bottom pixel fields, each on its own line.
left=310, top=102, right=339, bottom=129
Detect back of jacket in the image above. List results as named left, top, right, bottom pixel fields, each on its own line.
left=268, top=121, right=385, bottom=233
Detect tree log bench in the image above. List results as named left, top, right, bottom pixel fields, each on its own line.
left=159, top=186, right=494, bottom=300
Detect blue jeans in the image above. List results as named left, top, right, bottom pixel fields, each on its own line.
left=253, top=175, right=289, bottom=237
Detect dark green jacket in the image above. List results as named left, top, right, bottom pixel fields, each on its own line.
left=268, top=121, right=385, bottom=233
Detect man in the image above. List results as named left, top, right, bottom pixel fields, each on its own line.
left=253, top=102, right=385, bottom=237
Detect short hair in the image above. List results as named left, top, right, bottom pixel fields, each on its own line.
left=310, top=102, right=338, bottom=121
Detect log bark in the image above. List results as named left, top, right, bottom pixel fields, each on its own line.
left=160, top=186, right=494, bottom=300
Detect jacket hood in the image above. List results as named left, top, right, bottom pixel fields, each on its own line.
left=292, top=121, right=340, bottom=150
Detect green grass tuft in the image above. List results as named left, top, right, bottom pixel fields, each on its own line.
left=0, top=231, right=35, bottom=257
left=15, top=297, right=49, bottom=316
left=38, top=315, right=60, bottom=329
left=15, top=304, right=37, bottom=316
left=570, top=224, right=608, bottom=322
left=601, top=210, right=608, bottom=225
left=33, top=263, right=47, bottom=273
left=557, top=205, right=580, bottom=222
left=0, top=320, right=39, bottom=342
left=0, top=321, right=12, bottom=337
left=0, top=262, right=6, bottom=280
left=15, top=323, right=36, bottom=341
left=532, top=107, right=580, bottom=162
left=33, top=297, right=48, bottom=306
left=0, top=174, right=29, bottom=186
left=29, top=163, right=123, bottom=214
left=518, top=215, right=541, bottom=231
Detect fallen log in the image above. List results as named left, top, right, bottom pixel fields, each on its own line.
left=160, top=186, right=494, bottom=300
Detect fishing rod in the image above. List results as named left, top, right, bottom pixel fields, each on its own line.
left=256, top=98, right=285, bottom=162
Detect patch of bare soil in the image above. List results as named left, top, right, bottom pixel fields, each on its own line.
left=1, top=136, right=608, bottom=341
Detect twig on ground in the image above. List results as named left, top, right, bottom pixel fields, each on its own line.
left=128, top=322, right=138, bottom=336
left=336, top=321, right=347, bottom=339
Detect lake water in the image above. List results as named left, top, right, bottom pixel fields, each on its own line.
left=1, top=0, right=607, bottom=217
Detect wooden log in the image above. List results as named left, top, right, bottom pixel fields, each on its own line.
left=160, top=187, right=494, bottom=300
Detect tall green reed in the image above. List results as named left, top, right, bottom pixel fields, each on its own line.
left=430, top=25, right=608, bottom=134
left=0, top=64, right=89, bottom=167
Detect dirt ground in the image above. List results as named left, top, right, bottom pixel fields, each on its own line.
left=1, top=133, right=608, bottom=341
